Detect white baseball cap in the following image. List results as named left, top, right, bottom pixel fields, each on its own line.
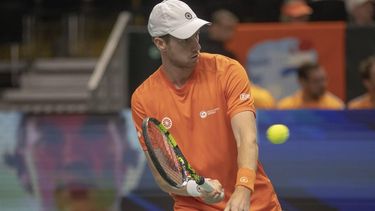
left=345, top=0, right=374, bottom=13
left=148, top=0, right=210, bottom=39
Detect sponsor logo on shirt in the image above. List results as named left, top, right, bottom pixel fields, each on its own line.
left=161, top=117, right=173, bottom=129
left=200, top=107, right=220, bottom=119
left=240, top=93, right=251, bottom=101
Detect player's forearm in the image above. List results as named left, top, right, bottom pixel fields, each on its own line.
left=237, top=137, right=258, bottom=170
left=231, top=111, right=259, bottom=171
left=237, top=135, right=258, bottom=171
left=235, top=124, right=258, bottom=171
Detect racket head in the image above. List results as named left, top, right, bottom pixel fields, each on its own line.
left=142, top=117, right=187, bottom=188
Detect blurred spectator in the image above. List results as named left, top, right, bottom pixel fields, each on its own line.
left=4, top=114, right=141, bottom=211
left=348, top=55, right=375, bottom=109
left=345, top=0, right=375, bottom=26
left=277, top=63, right=344, bottom=109
left=280, top=0, right=312, bottom=23
left=200, top=9, right=238, bottom=59
left=252, top=84, right=276, bottom=109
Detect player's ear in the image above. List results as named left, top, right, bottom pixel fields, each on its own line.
left=153, top=37, right=167, bottom=51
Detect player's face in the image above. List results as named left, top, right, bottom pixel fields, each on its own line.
left=24, top=116, right=124, bottom=210
left=304, top=67, right=327, bottom=99
left=165, top=32, right=201, bottom=69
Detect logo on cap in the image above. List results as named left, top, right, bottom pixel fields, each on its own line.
left=185, top=12, right=192, bottom=20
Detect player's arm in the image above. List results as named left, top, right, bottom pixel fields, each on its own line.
left=231, top=111, right=258, bottom=172
left=225, top=111, right=257, bottom=211
left=221, top=59, right=258, bottom=211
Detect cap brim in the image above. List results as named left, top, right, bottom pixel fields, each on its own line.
left=169, top=18, right=211, bottom=39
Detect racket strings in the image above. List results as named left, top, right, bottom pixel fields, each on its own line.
left=147, top=124, right=184, bottom=185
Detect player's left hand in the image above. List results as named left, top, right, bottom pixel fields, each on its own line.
left=224, top=186, right=251, bottom=211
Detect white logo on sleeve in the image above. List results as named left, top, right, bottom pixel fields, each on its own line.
left=240, top=93, right=251, bottom=101
left=161, top=117, right=173, bottom=129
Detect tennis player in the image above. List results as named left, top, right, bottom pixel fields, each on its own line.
left=131, top=0, right=281, bottom=210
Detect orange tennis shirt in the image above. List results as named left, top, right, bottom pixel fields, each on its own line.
left=131, top=53, right=281, bottom=211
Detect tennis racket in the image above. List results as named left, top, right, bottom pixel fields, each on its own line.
left=142, top=117, right=224, bottom=198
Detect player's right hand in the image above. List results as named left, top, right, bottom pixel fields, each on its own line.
left=200, top=178, right=225, bottom=204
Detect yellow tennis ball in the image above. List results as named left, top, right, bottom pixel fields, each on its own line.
left=266, top=124, right=289, bottom=144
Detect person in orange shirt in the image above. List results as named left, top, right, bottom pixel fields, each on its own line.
left=252, top=84, right=276, bottom=109
left=131, top=1, right=281, bottom=211
left=277, top=62, right=344, bottom=109
left=348, top=55, right=375, bottom=109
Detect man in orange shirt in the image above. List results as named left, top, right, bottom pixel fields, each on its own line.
left=131, top=0, right=281, bottom=211
left=348, top=55, right=375, bottom=109
left=277, top=62, right=344, bottom=109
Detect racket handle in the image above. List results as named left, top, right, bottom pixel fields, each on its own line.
left=186, top=180, right=225, bottom=200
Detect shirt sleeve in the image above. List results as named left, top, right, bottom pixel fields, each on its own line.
left=222, top=59, right=256, bottom=118
left=131, top=91, right=148, bottom=151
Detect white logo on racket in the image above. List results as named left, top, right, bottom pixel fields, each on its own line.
left=161, top=117, right=173, bottom=129
left=239, top=176, right=249, bottom=183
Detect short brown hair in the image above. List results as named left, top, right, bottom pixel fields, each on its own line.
left=359, top=55, right=375, bottom=80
